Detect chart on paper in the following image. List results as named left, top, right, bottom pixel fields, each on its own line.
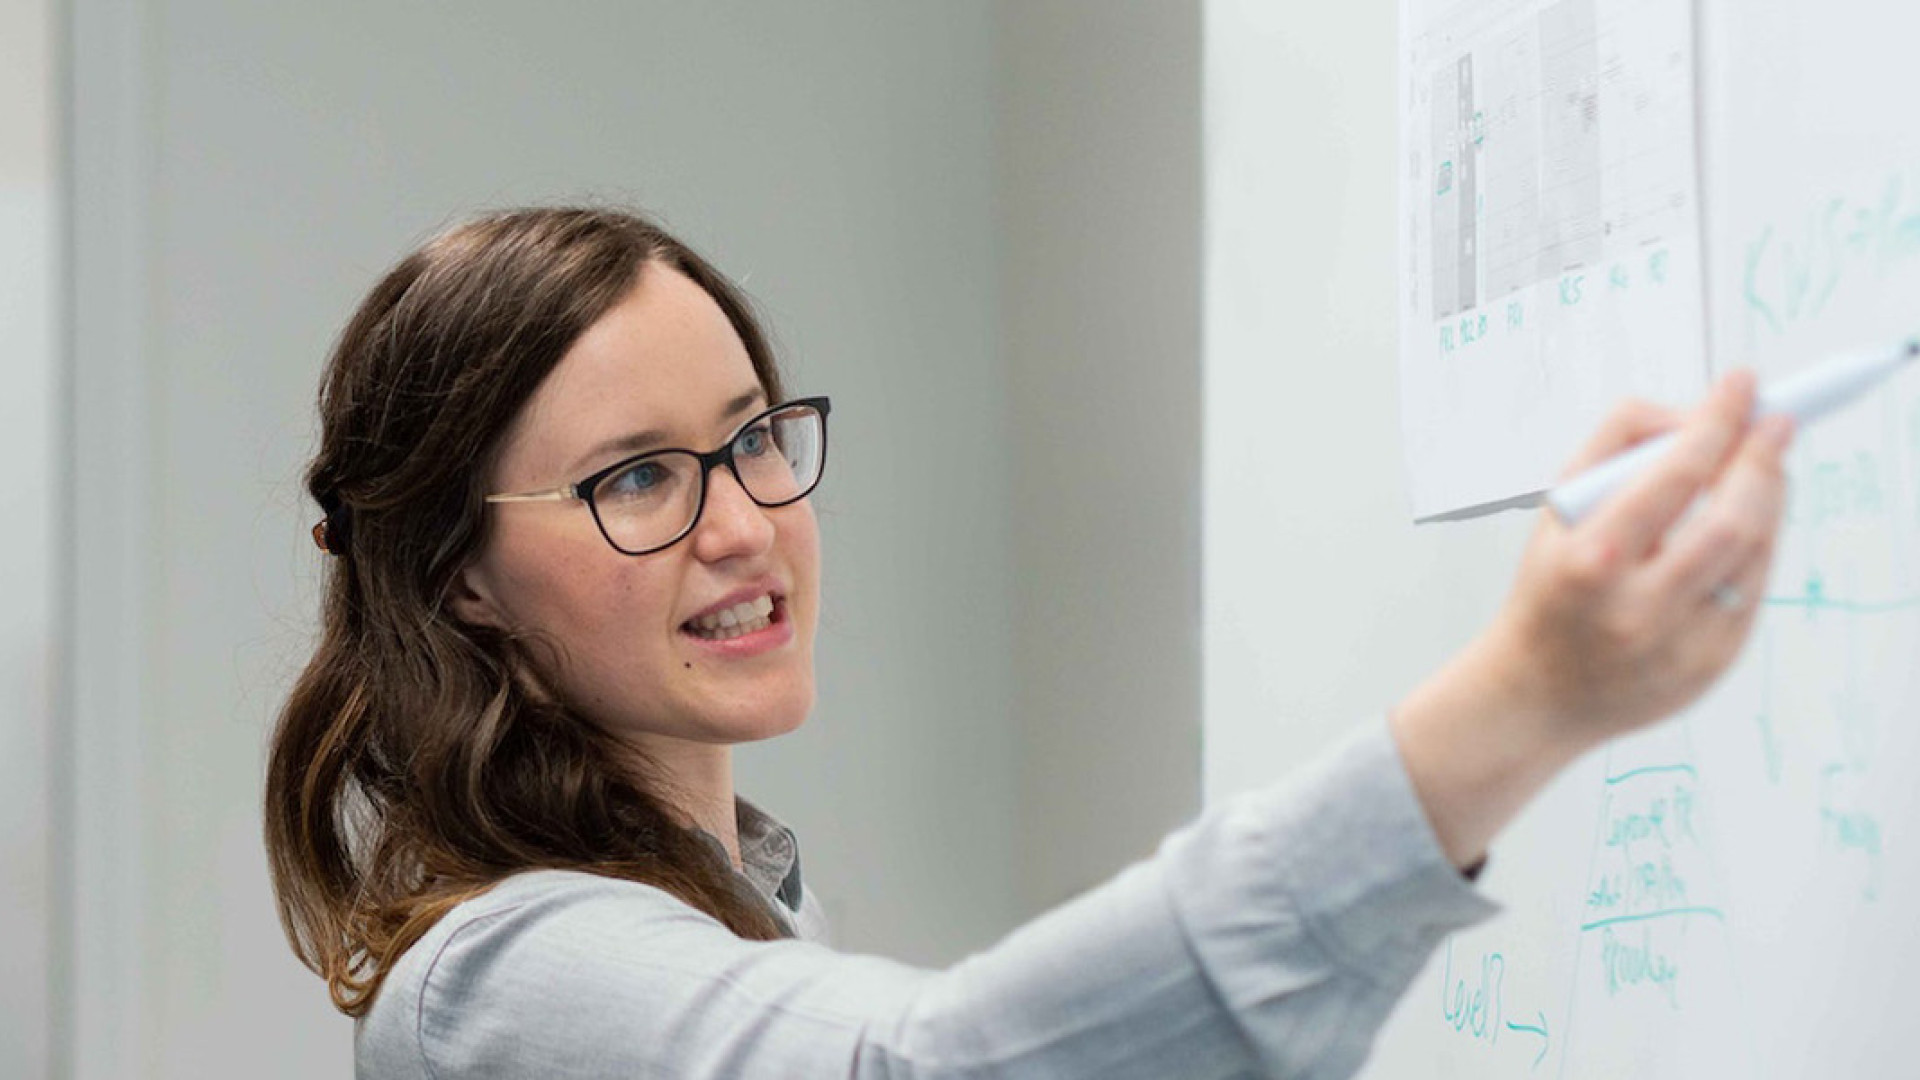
left=1399, top=0, right=1709, bottom=518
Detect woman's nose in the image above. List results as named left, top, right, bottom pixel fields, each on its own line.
left=690, top=465, right=776, bottom=561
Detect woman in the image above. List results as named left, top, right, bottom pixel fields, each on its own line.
left=265, top=207, right=1791, bottom=1078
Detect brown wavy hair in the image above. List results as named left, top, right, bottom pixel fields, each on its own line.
left=264, top=208, right=795, bottom=1018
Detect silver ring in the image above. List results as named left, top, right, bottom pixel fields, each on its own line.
left=1710, top=583, right=1746, bottom=612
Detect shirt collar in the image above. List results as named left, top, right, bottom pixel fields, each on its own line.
left=730, top=794, right=807, bottom=915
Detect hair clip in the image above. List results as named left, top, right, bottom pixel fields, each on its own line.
left=314, top=494, right=351, bottom=556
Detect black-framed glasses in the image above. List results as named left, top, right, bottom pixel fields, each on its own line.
left=485, top=396, right=831, bottom=556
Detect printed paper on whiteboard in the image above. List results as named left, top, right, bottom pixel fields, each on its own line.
left=1399, top=0, right=1711, bottom=519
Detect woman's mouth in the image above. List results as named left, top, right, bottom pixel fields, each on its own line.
left=680, top=594, right=792, bottom=656
left=683, top=592, right=776, bottom=640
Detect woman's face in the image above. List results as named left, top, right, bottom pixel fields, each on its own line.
left=454, top=263, right=820, bottom=753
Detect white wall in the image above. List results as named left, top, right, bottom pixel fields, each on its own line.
left=1, top=1, right=57, bottom=1075
left=1202, top=0, right=1530, bottom=803
left=996, top=0, right=1203, bottom=913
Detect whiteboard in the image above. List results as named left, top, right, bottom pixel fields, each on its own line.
left=1359, top=1, right=1920, bottom=1076
left=1203, top=0, right=1920, bottom=1076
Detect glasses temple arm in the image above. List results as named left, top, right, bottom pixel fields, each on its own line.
left=483, top=486, right=580, bottom=504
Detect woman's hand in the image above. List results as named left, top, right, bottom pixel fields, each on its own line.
left=1487, top=369, right=1793, bottom=746
left=1391, top=370, right=1794, bottom=869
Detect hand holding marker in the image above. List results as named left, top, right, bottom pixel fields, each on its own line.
left=1547, top=338, right=1920, bottom=525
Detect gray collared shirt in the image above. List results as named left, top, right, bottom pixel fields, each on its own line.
left=355, top=720, right=1498, bottom=1078
left=707, top=793, right=834, bottom=945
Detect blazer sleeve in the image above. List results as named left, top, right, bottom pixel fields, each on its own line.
left=384, top=720, right=1499, bottom=1080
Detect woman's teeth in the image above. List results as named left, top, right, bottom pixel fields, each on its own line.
left=686, top=594, right=776, bottom=640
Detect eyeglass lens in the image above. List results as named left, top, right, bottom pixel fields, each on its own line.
left=589, top=402, right=825, bottom=554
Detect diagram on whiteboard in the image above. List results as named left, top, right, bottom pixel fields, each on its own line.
left=1371, top=369, right=1920, bottom=1078
left=1400, top=0, right=1709, bottom=518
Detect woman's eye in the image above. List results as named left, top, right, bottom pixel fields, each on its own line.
left=605, top=460, right=668, bottom=497
left=737, top=423, right=776, bottom=458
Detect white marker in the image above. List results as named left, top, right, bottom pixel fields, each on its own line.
left=1549, top=338, right=1920, bottom=525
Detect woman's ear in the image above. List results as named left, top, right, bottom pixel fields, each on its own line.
left=448, top=560, right=508, bottom=631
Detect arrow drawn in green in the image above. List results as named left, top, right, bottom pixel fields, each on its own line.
left=1505, top=1010, right=1549, bottom=1069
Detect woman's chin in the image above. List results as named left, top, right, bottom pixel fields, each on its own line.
left=734, top=704, right=809, bottom=744
left=686, top=690, right=812, bottom=745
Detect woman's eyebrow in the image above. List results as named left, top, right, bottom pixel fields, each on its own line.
left=569, top=389, right=767, bottom=473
